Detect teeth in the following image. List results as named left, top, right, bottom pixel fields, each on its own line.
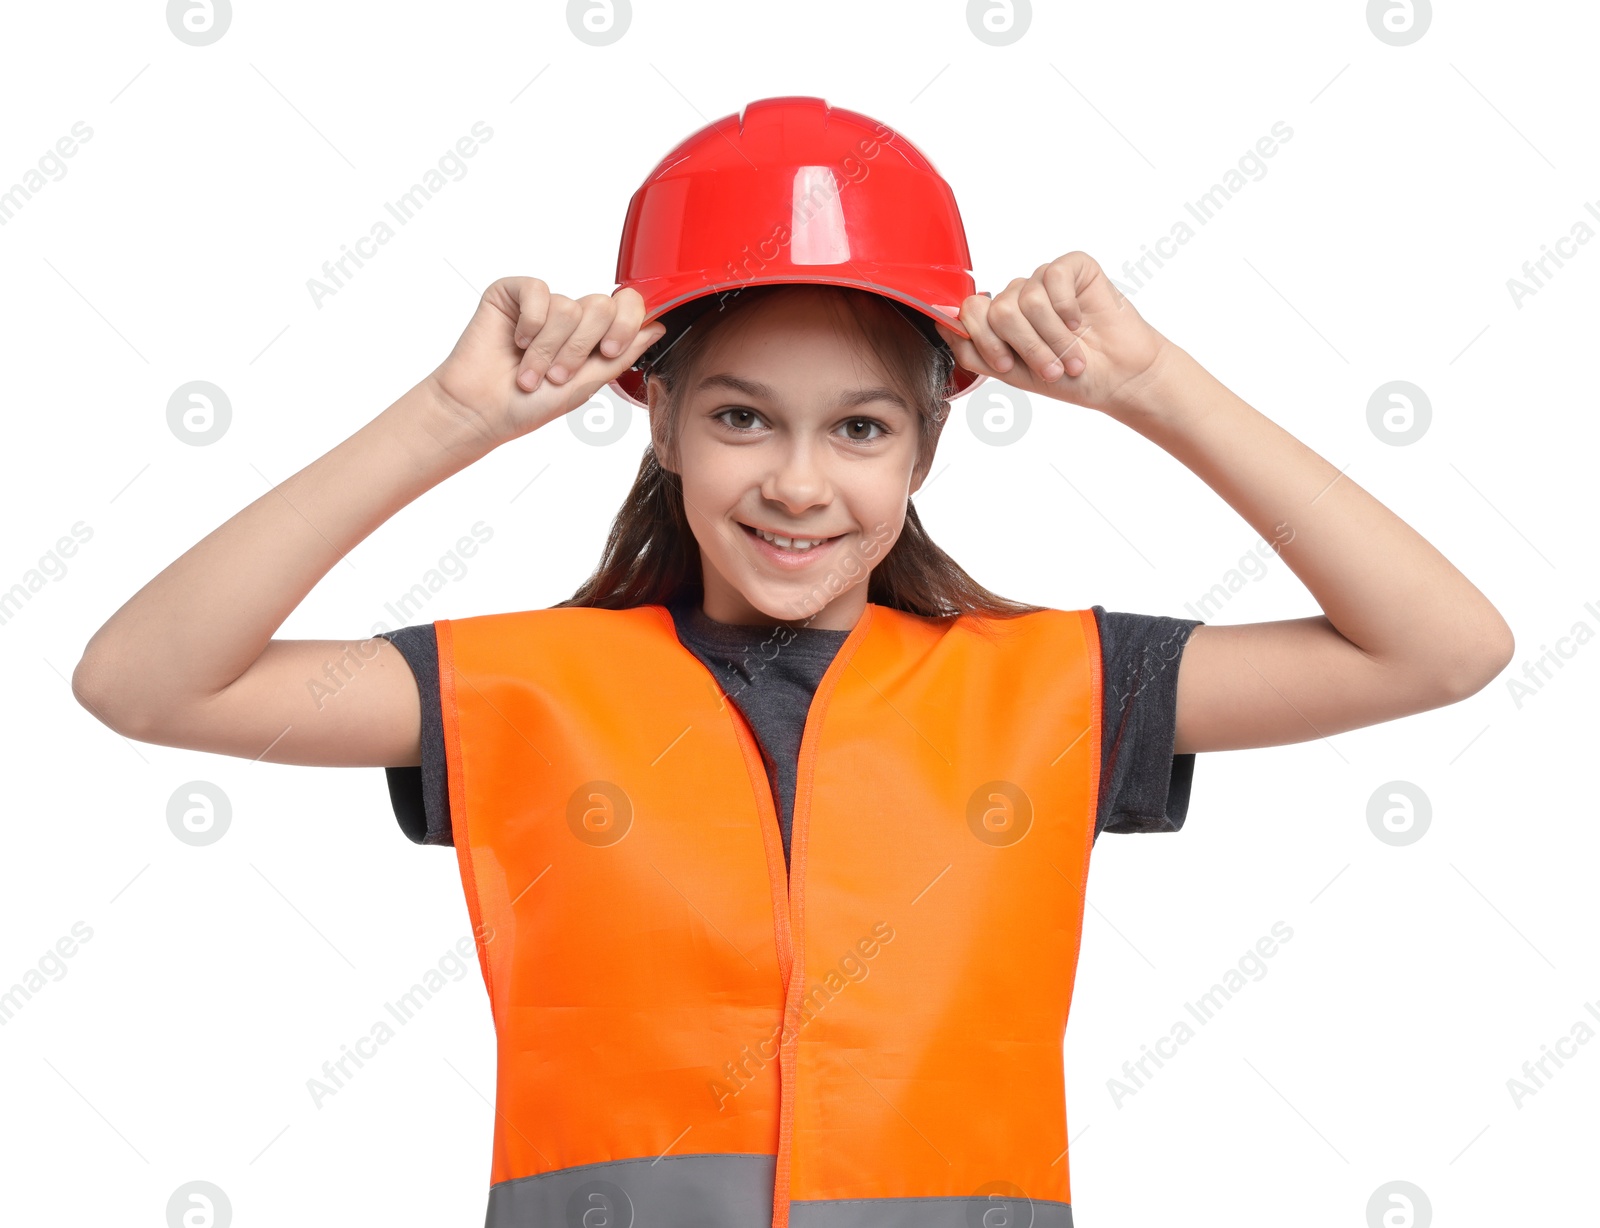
left=752, top=525, right=827, bottom=550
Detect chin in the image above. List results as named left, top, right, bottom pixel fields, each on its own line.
left=742, top=586, right=813, bottom=622
left=719, top=577, right=823, bottom=625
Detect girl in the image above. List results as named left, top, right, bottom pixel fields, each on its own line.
left=73, top=98, right=1512, bottom=1227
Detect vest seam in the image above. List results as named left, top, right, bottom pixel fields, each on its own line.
left=1077, top=605, right=1104, bottom=884
left=732, top=696, right=795, bottom=989
left=437, top=619, right=496, bottom=1015
left=1063, top=606, right=1103, bottom=1202
left=773, top=601, right=878, bottom=1228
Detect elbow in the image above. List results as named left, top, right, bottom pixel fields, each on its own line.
left=71, top=650, right=153, bottom=739
left=1432, top=614, right=1516, bottom=703
left=71, top=652, right=119, bottom=731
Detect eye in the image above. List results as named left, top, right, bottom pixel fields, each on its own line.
left=840, top=417, right=890, bottom=443
left=712, top=407, right=767, bottom=432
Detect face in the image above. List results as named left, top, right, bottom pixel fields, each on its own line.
left=647, top=288, right=934, bottom=632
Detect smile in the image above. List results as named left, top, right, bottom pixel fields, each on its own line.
left=738, top=521, right=847, bottom=562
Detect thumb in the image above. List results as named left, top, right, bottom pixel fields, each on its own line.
left=615, top=320, right=667, bottom=368
left=936, top=326, right=992, bottom=378
left=569, top=321, right=667, bottom=397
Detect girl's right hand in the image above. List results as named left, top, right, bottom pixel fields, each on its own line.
left=426, top=277, right=665, bottom=447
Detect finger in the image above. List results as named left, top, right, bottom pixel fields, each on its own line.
left=545, top=295, right=620, bottom=385
left=1039, top=261, right=1089, bottom=376
left=1017, top=269, right=1082, bottom=381
left=557, top=320, right=669, bottom=408
left=934, top=320, right=989, bottom=376
left=1044, top=258, right=1088, bottom=330
left=986, top=281, right=1055, bottom=381
left=510, top=277, right=551, bottom=351
left=959, top=293, right=1016, bottom=373
left=517, top=296, right=583, bottom=391
left=577, top=318, right=666, bottom=384
left=599, top=287, right=647, bottom=358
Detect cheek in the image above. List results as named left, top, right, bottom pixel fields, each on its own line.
left=674, top=458, right=747, bottom=553
left=678, top=455, right=742, bottom=519
left=857, top=455, right=918, bottom=514
left=862, top=512, right=906, bottom=562
left=837, top=483, right=906, bottom=559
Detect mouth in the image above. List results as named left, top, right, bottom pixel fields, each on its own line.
left=738, top=521, right=848, bottom=566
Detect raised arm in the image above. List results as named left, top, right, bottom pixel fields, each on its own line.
left=72, top=278, right=664, bottom=767
left=934, top=251, right=1515, bottom=755
left=1102, top=345, right=1513, bottom=754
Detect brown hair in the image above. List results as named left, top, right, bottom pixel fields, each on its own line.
left=554, top=283, right=1046, bottom=623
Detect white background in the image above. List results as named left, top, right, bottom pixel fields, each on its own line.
left=2, top=1, right=1595, bottom=1224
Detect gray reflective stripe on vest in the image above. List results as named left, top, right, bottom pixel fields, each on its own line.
left=487, top=1154, right=773, bottom=1226
left=484, top=1153, right=1072, bottom=1227
left=792, top=1196, right=1072, bottom=1227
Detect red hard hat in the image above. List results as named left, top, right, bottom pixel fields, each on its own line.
left=607, top=95, right=988, bottom=409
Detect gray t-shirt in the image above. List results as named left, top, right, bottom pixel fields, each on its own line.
left=377, top=603, right=1201, bottom=867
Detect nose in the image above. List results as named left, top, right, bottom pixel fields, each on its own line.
left=760, top=434, right=833, bottom=515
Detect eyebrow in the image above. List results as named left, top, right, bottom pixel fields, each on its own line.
left=693, top=372, right=911, bottom=416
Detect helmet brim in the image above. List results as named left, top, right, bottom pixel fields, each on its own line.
left=607, top=275, right=987, bottom=409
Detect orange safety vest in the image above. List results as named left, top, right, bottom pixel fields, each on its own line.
left=437, top=600, right=1103, bottom=1227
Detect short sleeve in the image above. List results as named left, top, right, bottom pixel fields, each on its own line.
left=375, top=624, right=454, bottom=846
left=1091, top=606, right=1203, bottom=840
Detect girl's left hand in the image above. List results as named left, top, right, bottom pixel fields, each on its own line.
left=934, top=251, right=1174, bottom=417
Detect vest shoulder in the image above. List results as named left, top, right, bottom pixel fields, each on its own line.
left=443, top=604, right=659, bottom=626
left=442, top=604, right=665, bottom=643
left=869, top=603, right=1099, bottom=657
left=871, top=603, right=1092, bottom=632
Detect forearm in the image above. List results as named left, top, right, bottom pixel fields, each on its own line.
left=1111, top=345, right=1513, bottom=688
left=73, top=378, right=494, bottom=725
